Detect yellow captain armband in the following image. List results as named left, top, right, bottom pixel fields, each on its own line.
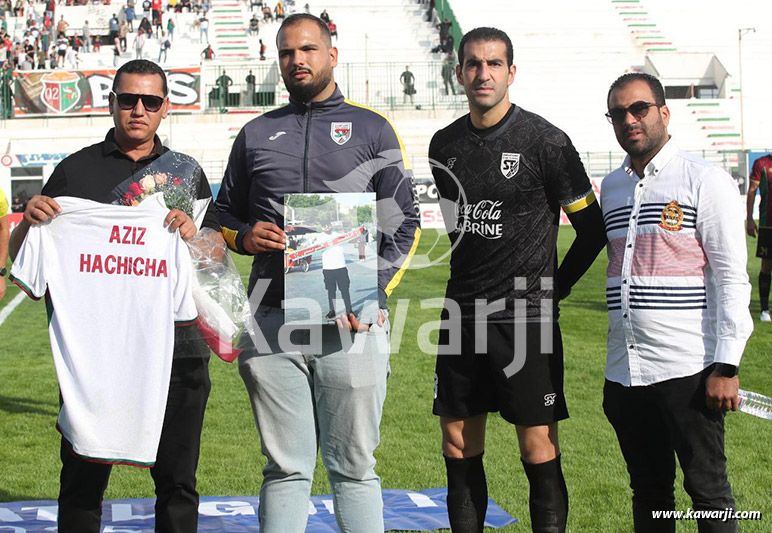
left=562, top=191, right=597, bottom=215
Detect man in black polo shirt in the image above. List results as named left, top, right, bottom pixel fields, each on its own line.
left=429, top=28, right=606, bottom=532
left=9, top=59, right=220, bottom=533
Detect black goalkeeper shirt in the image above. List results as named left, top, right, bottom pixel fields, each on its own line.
left=429, top=105, right=594, bottom=321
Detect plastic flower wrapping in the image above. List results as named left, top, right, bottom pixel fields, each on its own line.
left=111, top=151, right=253, bottom=362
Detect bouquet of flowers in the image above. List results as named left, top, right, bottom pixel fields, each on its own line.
left=111, top=151, right=252, bottom=362
left=112, top=151, right=202, bottom=218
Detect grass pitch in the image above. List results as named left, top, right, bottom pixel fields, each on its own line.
left=1, top=229, right=770, bottom=532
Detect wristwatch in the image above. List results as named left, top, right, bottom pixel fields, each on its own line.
left=714, top=363, right=738, bottom=378
left=0, top=267, right=6, bottom=277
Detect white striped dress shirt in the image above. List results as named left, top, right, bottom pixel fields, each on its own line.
left=601, top=139, right=753, bottom=387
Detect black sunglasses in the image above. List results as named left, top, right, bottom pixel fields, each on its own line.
left=110, top=91, right=166, bottom=112
left=605, top=101, right=662, bottom=125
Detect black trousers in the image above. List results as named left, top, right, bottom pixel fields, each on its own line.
left=323, top=267, right=352, bottom=313
left=57, top=357, right=211, bottom=533
left=603, top=369, right=737, bottom=533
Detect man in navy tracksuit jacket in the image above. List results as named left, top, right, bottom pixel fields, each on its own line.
left=215, top=14, right=420, bottom=532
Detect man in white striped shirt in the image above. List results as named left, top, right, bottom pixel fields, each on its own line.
left=600, top=72, right=753, bottom=533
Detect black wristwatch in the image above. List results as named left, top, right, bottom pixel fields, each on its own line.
left=714, top=363, right=738, bottom=378
left=0, top=267, right=6, bottom=277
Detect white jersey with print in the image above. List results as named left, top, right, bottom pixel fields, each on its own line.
left=10, top=196, right=197, bottom=466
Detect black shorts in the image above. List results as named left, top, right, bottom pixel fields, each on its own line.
left=433, top=319, right=568, bottom=426
left=756, top=227, right=772, bottom=259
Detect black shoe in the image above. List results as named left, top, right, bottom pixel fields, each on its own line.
left=326, top=310, right=336, bottom=320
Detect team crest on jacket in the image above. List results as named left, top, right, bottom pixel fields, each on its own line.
left=659, top=200, right=684, bottom=231
left=331, top=122, right=352, bottom=145
left=500, top=153, right=520, bottom=179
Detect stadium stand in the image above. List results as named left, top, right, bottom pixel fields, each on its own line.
left=1, top=0, right=771, bottom=199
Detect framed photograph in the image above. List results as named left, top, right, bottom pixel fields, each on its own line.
left=284, top=192, right=378, bottom=324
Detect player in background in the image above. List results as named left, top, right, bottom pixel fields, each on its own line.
left=746, top=153, right=772, bottom=322
left=0, top=188, right=8, bottom=301
left=429, top=27, right=606, bottom=532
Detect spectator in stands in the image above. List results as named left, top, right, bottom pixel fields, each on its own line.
left=199, top=15, right=209, bottom=43
left=139, top=16, right=153, bottom=37
left=134, top=27, right=145, bottom=58
left=274, top=1, right=284, bottom=21
left=437, top=17, right=451, bottom=42
left=126, top=4, right=136, bottom=31
left=119, top=20, right=130, bottom=52
left=45, top=0, right=54, bottom=20
left=327, top=19, right=337, bottom=41
left=142, top=0, right=152, bottom=21
left=166, top=17, right=175, bottom=40
left=152, top=0, right=163, bottom=30
left=441, top=53, right=455, bottom=95
left=303, top=2, right=309, bottom=14
left=109, top=14, right=119, bottom=42
left=82, top=20, right=92, bottom=52
left=442, top=33, right=454, bottom=55
left=113, top=36, right=121, bottom=66
left=601, top=71, right=751, bottom=533
left=319, top=8, right=329, bottom=23
left=153, top=9, right=163, bottom=36
left=158, top=31, right=170, bottom=62
left=201, top=43, right=214, bottom=60
left=56, top=36, right=67, bottom=67
left=400, top=65, right=416, bottom=105
left=66, top=44, right=79, bottom=68
left=250, top=0, right=263, bottom=12
left=259, top=38, right=265, bottom=60
left=57, top=15, right=69, bottom=39
left=262, top=5, right=272, bottom=22
left=202, top=0, right=210, bottom=13
left=248, top=14, right=259, bottom=36
left=13, top=0, right=22, bottom=17
left=0, top=187, right=7, bottom=301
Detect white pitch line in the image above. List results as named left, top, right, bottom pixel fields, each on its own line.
left=0, top=292, right=26, bottom=327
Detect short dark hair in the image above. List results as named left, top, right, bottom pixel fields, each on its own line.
left=607, top=72, right=665, bottom=107
left=112, top=59, right=168, bottom=96
left=277, top=14, right=331, bottom=48
left=458, top=27, right=513, bottom=68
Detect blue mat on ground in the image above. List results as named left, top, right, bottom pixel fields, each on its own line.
left=0, top=488, right=517, bottom=531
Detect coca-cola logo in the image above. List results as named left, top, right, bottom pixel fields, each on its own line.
left=455, top=200, right=503, bottom=239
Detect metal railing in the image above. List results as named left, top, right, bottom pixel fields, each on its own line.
left=202, top=60, right=467, bottom=113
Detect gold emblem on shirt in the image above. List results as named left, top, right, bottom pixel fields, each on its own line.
left=659, top=200, right=684, bottom=232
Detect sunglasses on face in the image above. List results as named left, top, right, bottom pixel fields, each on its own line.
left=605, top=101, right=662, bottom=125
left=110, top=91, right=166, bottom=112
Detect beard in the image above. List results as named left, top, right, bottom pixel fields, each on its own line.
left=284, top=67, right=333, bottom=102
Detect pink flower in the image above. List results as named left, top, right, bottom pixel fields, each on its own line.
left=154, top=173, right=168, bottom=185
left=122, top=191, right=135, bottom=204
left=139, top=176, right=156, bottom=192
left=127, top=182, right=143, bottom=196
left=172, top=177, right=183, bottom=186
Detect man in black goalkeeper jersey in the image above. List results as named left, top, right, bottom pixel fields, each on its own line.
left=429, top=27, right=606, bottom=533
